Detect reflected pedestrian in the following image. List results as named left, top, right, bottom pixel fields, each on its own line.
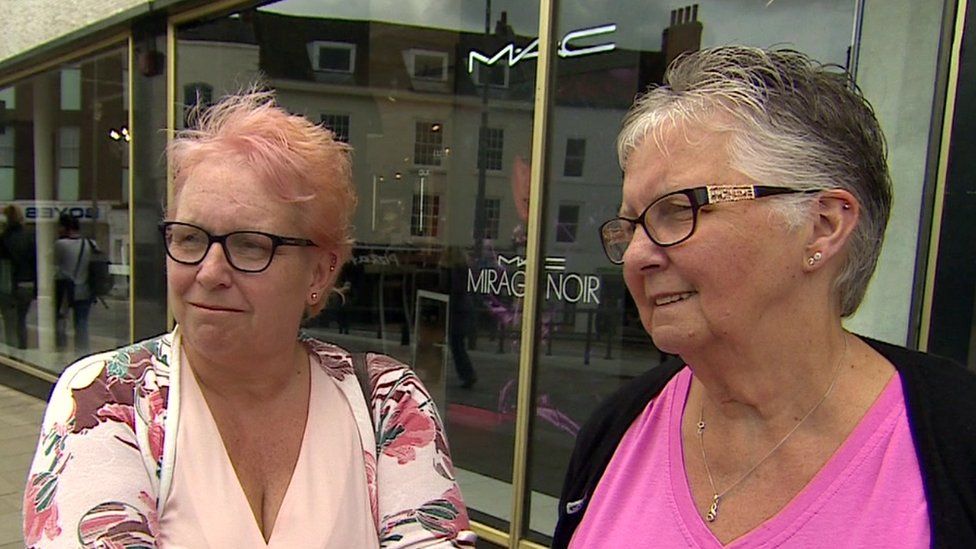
left=54, top=212, right=94, bottom=353
left=0, top=205, right=36, bottom=349
left=442, top=246, right=477, bottom=388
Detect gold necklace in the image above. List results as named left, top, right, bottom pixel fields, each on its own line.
left=696, top=335, right=848, bottom=523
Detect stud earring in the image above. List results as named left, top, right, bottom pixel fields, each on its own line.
left=311, top=292, right=318, bottom=301
left=330, top=253, right=337, bottom=272
left=808, top=251, right=823, bottom=266
left=843, top=202, right=851, bottom=210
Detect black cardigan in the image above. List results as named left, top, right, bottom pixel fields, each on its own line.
left=552, top=338, right=976, bottom=548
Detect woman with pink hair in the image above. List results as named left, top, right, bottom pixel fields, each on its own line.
left=24, top=89, right=475, bottom=548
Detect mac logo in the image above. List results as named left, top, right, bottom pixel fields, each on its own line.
left=467, top=23, right=617, bottom=73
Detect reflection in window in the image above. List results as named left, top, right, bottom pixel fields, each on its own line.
left=0, top=130, right=13, bottom=200
left=479, top=127, right=504, bottom=171
left=472, top=63, right=509, bottom=88
left=556, top=204, right=580, bottom=243
left=183, top=82, right=213, bottom=127
left=411, top=193, right=440, bottom=237
left=414, top=121, right=443, bottom=166
left=60, top=67, right=81, bottom=111
left=0, top=86, right=16, bottom=110
left=484, top=198, right=501, bottom=240
left=308, top=41, right=356, bottom=73
left=321, top=113, right=350, bottom=143
left=58, top=126, right=81, bottom=200
left=409, top=49, right=448, bottom=81
left=564, top=138, right=586, bottom=177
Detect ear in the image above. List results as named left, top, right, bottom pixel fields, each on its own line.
left=307, top=249, right=340, bottom=307
left=804, top=189, right=859, bottom=271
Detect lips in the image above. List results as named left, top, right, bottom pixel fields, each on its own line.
left=653, top=292, right=696, bottom=306
left=190, top=302, right=243, bottom=312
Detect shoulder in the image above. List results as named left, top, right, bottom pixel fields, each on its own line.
left=860, top=338, right=976, bottom=545
left=576, top=355, right=685, bottom=449
left=566, top=355, right=684, bottom=489
left=302, top=334, right=414, bottom=389
left=864, top=337, right=976, bottom=411
left=43, top=333, right=174, bottom=431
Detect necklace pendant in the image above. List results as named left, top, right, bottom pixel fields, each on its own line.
left=706, top=494, right=720, bottom=522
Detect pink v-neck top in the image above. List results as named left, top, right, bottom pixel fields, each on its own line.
left=570, top=368, right=930, bottom=548
left=159, top=352, right=378, bottom=548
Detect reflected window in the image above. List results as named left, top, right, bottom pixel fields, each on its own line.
left=409, top=49, right=448, bottom=81
left=60, top=67, right=81, bottom=111
left=183, top=82, right=213, bottom=108
left=308, top=41, right=356, bottom=73
left=0, top=130, right=13, bottom=200
left=0, top=86, right=15, bottom=109
left=564, top=137, right=586, bottom=177
left=484, top=198, right=501, bottom=240
left=556, top=203, right=580, bottom=243
left=183, top=82, right=213, bottom=127
left=472, top=63, right=509, bottom=88
left=479, top=127, right=504, bottom=171
left=58, top=126, right=81, bottom=200
left=411, top=193, right=440, bottom=237
left=414, top=121, right=443, bottom=166
left=321, top=113, right=350, bottom=143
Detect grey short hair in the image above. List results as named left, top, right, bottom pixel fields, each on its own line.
left=618, top=46, right=891, bottom=317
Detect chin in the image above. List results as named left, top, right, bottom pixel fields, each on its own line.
left=646, top=322, right=696, bottom=357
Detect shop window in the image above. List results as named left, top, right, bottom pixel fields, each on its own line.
left=555, top=203, right=580, bottom=243
left=408, top=49, right=448, bottom=81
left=482, top=198, right=501, bottom=240
left=472, top=63, right=509, bottom=88
left=321, top=113, right=350, bottom=143
left=411, top=193, right=440, bottom=237
left=479, top=127, right=504, bottom=171
left=4, top=44, right=131, bottom=374
left=414, top=121, right=443, bottom=166
left=58, top=126, right=81, bottom=200
left=564, top=137, right=586, bottom=177
left=60, top=67, right=81, bottom=111
left=308, top=41, right=356, bottom=73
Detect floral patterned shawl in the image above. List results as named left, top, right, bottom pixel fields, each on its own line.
left=23, top=327, right=476, bottom=548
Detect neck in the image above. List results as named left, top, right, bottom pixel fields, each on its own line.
left=184, top=338, right=308, bottom=402
left=687, top=321, right=850, bottom=424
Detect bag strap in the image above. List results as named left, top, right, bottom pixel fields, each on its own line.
left=72, top=239, right=86, bottom=280
left=351, top=352, right=374, bottom=428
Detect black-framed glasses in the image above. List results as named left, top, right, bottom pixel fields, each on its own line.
left=599, top=185, right=816, bottom=264
left=159, top=221, right=317, bottom=273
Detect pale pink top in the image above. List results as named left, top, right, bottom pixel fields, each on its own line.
left=571, top=368, right=930, bottom=548
left=159, top=351, right=378, bottom=548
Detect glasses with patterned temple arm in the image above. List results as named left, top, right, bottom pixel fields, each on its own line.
left=159, top=221, right=318, bottom=273
left=598, top=185, right=818, bottom=264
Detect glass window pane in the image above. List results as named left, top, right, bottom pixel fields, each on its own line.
left=1, top=47, right=131, bottom=373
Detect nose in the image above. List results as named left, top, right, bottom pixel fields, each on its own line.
left=622, top=227, right=668, bottom=273
left=195, top=242, right=234, bottom=288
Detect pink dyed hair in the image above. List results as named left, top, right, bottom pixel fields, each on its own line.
left=168, top=88, right=356, bottom=316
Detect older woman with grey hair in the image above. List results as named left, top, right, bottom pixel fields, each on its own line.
left=553, top=46, right=976, bottom=548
